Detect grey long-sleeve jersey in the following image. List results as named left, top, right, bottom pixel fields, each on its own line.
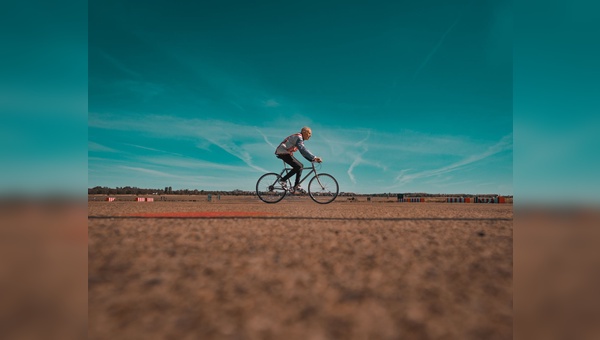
left=274, top=133, right=316, bottom=161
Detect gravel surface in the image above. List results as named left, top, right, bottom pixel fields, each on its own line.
left=89, top=197, right=512, bottom=339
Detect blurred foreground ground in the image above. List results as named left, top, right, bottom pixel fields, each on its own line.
left=0, top=199, right=87, bottom=340
left=89, top=196, right=512, bottom=339
left=514, top=206, right=600, bottom=340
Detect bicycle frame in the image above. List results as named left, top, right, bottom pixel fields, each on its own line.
left=278, top=161, right=323, bottom=188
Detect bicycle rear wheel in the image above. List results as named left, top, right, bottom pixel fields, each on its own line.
left=256, top=173, right=287, bottom=203
left=308, top=173, right=339, bottom=204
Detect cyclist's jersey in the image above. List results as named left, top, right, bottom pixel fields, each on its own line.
left=275, top=133, right=316, bottom=161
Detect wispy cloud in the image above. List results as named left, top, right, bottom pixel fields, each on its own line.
left=120, top=165, right=178, bottom=178
left=346, top=153, right=389, bottom=184
left=89, top=157, right=251, bottom=190
left=318, top=128, right=478, bottom=158
left=346, top=153, right=362, bottom=184
left=355, top=129, right=371, bottom=147
left=123, top=143, right=184, bottom=156
left=89, top=113, right=270, bottom=172
left=88, top=141, right=117, bottom=152
left=203, top=136, right=269, bottom=173
left=344, top=130, right=389, bottom=184
left=412, top=14, right=462, bottom=80
left=256, top=128, right=276, bottom=149
left=394, top=134, right=513, bottom=186
left=98, top=50, right=141, bottom=78
left=137, top=156, right=252, bottom=172
left=346, top=130, right=370, bottom=183
left=311, top=127, right=479, bottom=188
left=116, top=80, right=164, bottom=100
left=229, top=100, right=246, bottom=112
left=263, top=99, right=280, bottom=107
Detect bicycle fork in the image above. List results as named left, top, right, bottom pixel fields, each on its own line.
left=314, top=175, right=326, bottom=190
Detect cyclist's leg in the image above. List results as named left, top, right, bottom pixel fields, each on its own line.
left=293, top=158, right=303, bottom=187
left=277, top=154, right=302, bottom=183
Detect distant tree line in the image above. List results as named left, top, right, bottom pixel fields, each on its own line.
left=88, top=186, right=256, bottom=196
left=89, top=186, right=511, bottom=198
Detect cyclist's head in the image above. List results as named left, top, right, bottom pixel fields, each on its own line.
left=301, top=126, right=312, bottom=140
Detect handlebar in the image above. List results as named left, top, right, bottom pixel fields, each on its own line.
left=311, top=161, right=323, bottom=171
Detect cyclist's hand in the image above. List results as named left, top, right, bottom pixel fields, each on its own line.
left=315, top=157, right=323, bottom=163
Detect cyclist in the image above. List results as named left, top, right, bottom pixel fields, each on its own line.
left=275, top=126, right=322, bottom=193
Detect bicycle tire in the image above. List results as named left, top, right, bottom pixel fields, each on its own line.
left=256, top=173, right=287, bottom=203
left=308, top=173, right=339, bottom=204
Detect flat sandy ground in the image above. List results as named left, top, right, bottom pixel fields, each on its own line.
left=88, top=196, right=512, bottom=340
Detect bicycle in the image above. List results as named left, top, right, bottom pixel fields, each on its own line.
left=256, top=161, right=339, bottom=204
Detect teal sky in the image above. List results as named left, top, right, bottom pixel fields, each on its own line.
left=89, top=0, right=512, bottom=195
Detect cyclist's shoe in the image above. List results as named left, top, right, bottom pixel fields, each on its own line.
left=293, top=185, right=307, bottom=194
left=279, top=181, right=288, bottom=190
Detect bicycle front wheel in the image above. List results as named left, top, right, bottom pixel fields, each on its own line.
left=308, top=173, right=339, bottom=204
left=256, top=173, right=287, bottom=203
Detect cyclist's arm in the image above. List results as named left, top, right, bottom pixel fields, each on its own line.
left=296, top=139, right=316, bottom=161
